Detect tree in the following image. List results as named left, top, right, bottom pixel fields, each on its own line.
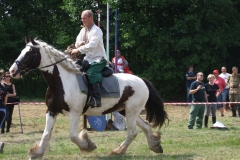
left=104, top=0, right=240, bottom=100
left=1, top=0, right=240, bottom=100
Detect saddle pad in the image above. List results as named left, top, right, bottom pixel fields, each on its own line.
left=76, top=74, right=120, bottom=98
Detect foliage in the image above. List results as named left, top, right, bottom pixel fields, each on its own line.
left=1, top=0, right=240, bottom=100
left=105, top=0, right=240, bottom=100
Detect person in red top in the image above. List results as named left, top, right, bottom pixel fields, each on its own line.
left=112, top=50, right=132, bottom=74
left=213, top=70, right=226, bottom=117
left=111, top=50, right=131, bottom=130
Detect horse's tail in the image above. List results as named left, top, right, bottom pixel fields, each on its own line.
left=142, top=78, right=169, bottom=128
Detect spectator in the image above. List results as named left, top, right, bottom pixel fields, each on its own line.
left=204, top=74, right=220, bottom=128
left=227, top=66, right=240, bottom=117
left=0, top=69, right=7, bottom=130
left=1, top=72, right=17, bottom=133
left=0, top=70, right=7, bottom=153
left=219, top=67, right=230, bottom=113
left=111, top=50, right=131, bottom=130
left=185, top=65, right=196, bottom=102
left=188, top=72, right=208, bottom=129
left=111, top=50, right=132, bottom=74
left=213, top=70, right=226, bottom=117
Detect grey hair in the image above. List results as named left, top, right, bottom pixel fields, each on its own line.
left=83, top=10, right=94, bottom=17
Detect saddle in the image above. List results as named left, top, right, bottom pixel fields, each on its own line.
left=77, top=73, right=120, bottom=113
left=76, top=74, right=120, bottom=98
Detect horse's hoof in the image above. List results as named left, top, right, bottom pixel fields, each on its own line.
left=150, top=144, right=163, bottom=153
left=110, top=146, right=126, bottom=155
left=28, top=144, right=44, bottom=159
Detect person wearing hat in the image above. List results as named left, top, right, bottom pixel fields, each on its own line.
left=213, top=70, right=226, bottom=117
left=227, top=66, right=240, bottom=117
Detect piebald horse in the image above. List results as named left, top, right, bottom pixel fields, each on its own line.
left=9, top=38, right=168, bottom=159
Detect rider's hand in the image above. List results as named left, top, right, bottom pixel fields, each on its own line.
left=77, top=41, right=85, bottom=47
left=71, top=49, right=79, bottom=55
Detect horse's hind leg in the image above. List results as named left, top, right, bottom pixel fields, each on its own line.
left=136, top=116, right=163, bottom=153
left=69, top=113, right=97, bottom=152
left=110, top=112, right=138, bottom=155
left=28, top=112, right=57, bottom=159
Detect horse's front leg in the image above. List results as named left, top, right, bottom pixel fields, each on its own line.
left=28, top=112, right=57, bottom=159
left=69, top=112, right=97, bottom=152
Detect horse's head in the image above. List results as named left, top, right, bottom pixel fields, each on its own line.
left=9, top=37, right=41, bottom=78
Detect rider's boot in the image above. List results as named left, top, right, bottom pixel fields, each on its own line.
left=86, top=83, right=101, bottom=107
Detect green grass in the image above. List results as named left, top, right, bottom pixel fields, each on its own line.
left=0, top=105, right=239, bottom=160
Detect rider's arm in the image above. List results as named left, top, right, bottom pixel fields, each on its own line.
left=78, top=29, right=102, bottom=54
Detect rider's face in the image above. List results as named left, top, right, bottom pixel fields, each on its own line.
left=81, top=13, right=93, bottom=28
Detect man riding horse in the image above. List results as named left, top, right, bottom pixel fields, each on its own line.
left=71, top=10, right=107, bottom=107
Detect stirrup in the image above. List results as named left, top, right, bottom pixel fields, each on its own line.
left=86, top=97, right=101, bottom=108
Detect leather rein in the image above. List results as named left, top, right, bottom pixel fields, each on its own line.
left=14, top=46, right=67, bottom=76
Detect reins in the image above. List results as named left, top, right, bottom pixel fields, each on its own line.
left=40, top=57, right=68, bottom=69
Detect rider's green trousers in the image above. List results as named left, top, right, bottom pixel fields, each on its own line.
left=87, top=59, right=107, bottom=84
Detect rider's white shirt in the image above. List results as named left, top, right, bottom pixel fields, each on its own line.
left=75, top=24, right=107, bottom=64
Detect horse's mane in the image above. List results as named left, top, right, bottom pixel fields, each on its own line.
left=35, top=40, right=81, bottom=74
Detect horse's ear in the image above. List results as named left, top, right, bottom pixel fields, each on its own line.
left=25, top=36, right=30, bottom=44
left=30, top=37, right=38, bottom=45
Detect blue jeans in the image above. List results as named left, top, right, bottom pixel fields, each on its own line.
left=221, top=88, right=229, bottom=102
left=217, top=93, right=223, bottom=108
left=186, top=87, right=192, bottom=102
left=0, top=108, right=6, bottom=128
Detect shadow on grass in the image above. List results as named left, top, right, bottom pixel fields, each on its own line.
left=84, top=154, right=200, bottom=160
left=4, top=130, right=44, bottom=135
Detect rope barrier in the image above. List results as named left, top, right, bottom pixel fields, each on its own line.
left=164, top=102, right=239, bottom=105
left=6, top=102, right=45, bottom=105
left=5, top=101, right=240, bottom=105
left=2, top=101, right=236, bottom=133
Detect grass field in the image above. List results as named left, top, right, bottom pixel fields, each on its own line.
left=0, top=104, right=239, bottom=160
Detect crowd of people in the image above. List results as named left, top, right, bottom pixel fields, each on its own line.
left=186, top=66, right=240, bottom=129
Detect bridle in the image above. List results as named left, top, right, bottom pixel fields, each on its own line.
left=14, top=45, right=67, bottom=76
